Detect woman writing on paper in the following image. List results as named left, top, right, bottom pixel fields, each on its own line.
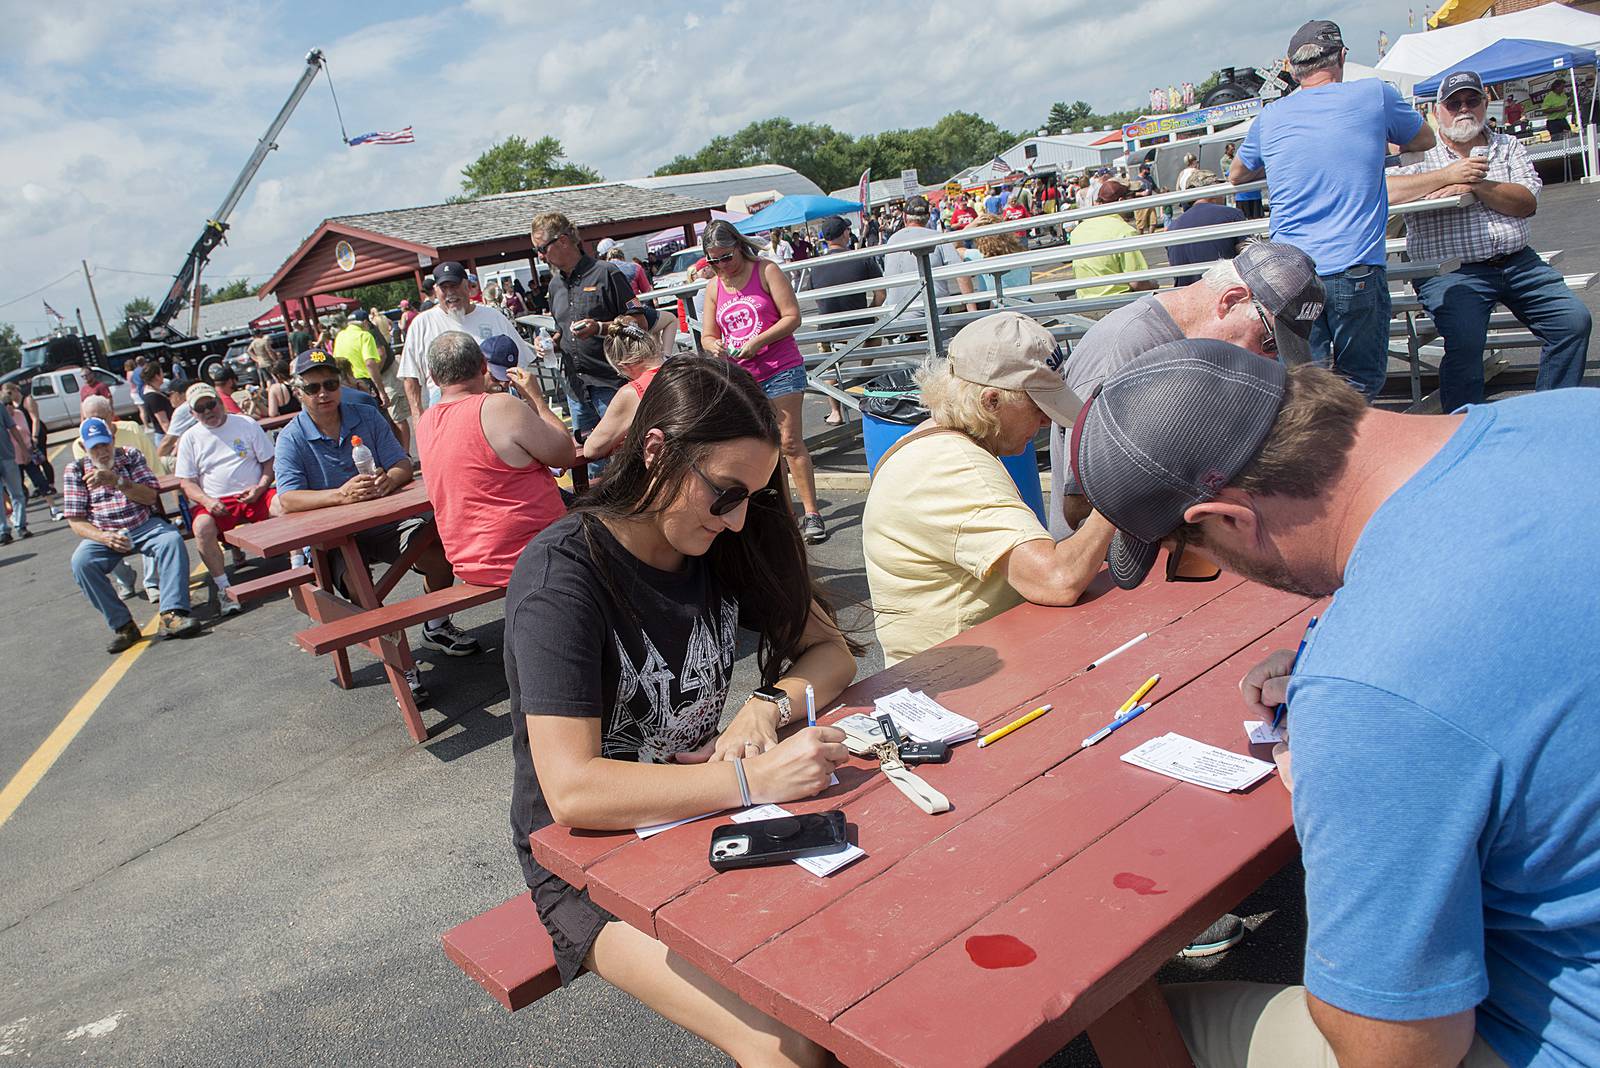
left=505, top=356, right=858, bottom=1068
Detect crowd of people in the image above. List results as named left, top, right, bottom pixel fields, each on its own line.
left=8, top=16, right=1598, bottom=1067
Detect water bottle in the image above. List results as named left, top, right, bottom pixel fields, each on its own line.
left=535, top=327, right=552, bottom=360
left=351, top=435, right=378, bottom=476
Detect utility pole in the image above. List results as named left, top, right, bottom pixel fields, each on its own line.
left=82, top=260, right=109, bottom=345
left=76, top=307, right=88, bottom=337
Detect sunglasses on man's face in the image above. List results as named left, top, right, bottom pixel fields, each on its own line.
left=192, top=399, right=219, bottom=414
left=1165, top=527, right=1222, bottom=583
left=296, top=378, right=340, bottom=395
left=532, top=231, right=568, bottom=257
left=691, top=462, right=781, bottom=517
left=1443, top=94, right=1485, bottom=110
left=1251, top=300, right=1279, bottom=356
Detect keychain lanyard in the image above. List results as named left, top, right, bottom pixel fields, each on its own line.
left=840, top=722, right=951, bottom=815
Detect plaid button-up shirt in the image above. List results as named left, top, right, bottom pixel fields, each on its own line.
left=62, top=447, right=158, bottom=531
left=1394, top=131, right=1540, bottom=265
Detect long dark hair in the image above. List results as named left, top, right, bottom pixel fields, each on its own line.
left=577, top=357, right=854, bottom=683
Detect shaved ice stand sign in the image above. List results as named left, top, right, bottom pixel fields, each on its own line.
left=1122, top=98, right=1262, bottom=145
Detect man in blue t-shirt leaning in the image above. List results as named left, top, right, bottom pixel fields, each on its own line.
left=273, top=350, right=480, bottom=703
left=1231, top=19, right=1435, bottom=399
left=1074, top=338, right=1600, bottom=1068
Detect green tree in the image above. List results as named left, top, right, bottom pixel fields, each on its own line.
left=0, top=322, right=22, bottom=375
left=458, top=135, right=601, bottom=199
left=201, top=278, right=254, bottom=304
left=336, top=280, right=419, bottom=314
left=108, top=297, right=154, bottom=352
left=1045, top=100, right=1093, bottom=133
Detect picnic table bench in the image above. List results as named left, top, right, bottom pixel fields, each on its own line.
left=445, top=566, right=1319, bottom=1066
left=224, top=479, right=505, bottom=742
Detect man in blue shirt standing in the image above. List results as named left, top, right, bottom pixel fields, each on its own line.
left=1073, top=338, right=1600, bottom=1068
left=1231, top=20, right=1435, bottom=398
left=274, top=350, right=479, bottom=702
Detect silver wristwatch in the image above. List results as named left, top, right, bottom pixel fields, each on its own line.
left=752, top=686, right=791, bottom=728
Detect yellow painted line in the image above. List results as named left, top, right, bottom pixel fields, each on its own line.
left=0, top=562, right=209, bottom=829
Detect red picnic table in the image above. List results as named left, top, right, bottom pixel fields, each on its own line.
left=223, top=480, right=500, bottom=742
left=531, top=568, right=1317, bottom=1067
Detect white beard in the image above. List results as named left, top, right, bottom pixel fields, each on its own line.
left=1441, top=115, right=1484, bottom=143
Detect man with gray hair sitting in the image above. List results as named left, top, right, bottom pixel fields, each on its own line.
left=862, top=312, right=1114, bottom=668
left=414, top=331, right=576, bottom=589
left=1047, top=240, right=1326, bottom=539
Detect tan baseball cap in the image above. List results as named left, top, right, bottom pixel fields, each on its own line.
left=947, top=312, right=1083, bottom=427
left=185, top=383, right=219, bottom=406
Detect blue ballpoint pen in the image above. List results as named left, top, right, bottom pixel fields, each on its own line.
left=1272, top=616, right=1319, bottom=730
left=1080, top=704, right=1149, bottom=749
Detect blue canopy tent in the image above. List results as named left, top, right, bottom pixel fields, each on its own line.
left=1414, top=38, right=1596, bottom=97
left=733, top=194, right=864, bottom=235
left=1414, top=38, right=1597, bottom=179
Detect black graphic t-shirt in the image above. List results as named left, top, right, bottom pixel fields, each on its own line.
left=506, top=513, right=742, bottom=891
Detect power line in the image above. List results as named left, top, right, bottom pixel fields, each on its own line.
left=0, top=269, right=80, bottom=311
left=93, top=265, right=255, bottom=282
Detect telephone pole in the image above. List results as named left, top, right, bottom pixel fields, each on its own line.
left=82, top=260, right=109, bottom=346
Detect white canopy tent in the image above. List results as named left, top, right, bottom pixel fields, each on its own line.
left=1378, top=5, right=1600, bottom=82
left=1344, top=60, right=1421, bottom=98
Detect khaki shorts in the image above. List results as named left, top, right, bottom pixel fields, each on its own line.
left=1164, top=983, right=1510, bottom=1068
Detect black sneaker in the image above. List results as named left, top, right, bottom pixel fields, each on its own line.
left=0, top=531, right=11, bottom=546
left=419, top=619, right=480, bottom=657
left=403, top=668, right=431, bottom=707
left=800, top=513, right=828, bottom=544
left=159, top=611, right=202, bottom=640
left=1180, top=914, right=1246, bottom=958
left=19, top=528, right=31, bottom=539
left=106, top=622, right=143, bottom=654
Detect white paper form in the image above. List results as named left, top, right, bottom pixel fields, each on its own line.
left=730, top=805, right=865, bottom=876
left=1244, top=720, right=1287, bottom=745
left=869, top=688, right=978, bottom=743
left=1121, top=733, right=1277, bottom=793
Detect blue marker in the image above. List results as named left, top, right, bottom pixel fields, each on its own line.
left=1272, top=616, right=1318, bottom=730
left=805, top=683, right=816, bottom=728
left=1080, top=704, right=1149, bottom=749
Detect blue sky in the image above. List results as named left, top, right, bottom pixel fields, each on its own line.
left=2, top=0, right=1403, bottom=339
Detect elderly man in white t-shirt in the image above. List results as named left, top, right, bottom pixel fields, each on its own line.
left=399, top=260, right=534, bottom=421
left=174, top=384, right=275, bottom=616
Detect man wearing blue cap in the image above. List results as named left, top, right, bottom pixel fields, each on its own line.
left=1387, top=70, right=1591, bottom=413
left=63, top=417, right=201, bottom=651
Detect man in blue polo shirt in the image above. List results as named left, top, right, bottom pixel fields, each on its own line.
left=1074, top=340, right=1600, bottom=1068
left=274, top=351, right=479, bottom=699
left=1231, top=19, right=1435, bottom=399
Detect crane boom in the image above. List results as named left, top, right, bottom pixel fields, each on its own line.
left=134, top=48, right=327, bottom=343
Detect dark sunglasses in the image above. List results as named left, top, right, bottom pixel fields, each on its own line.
left=192, top=399, right=220, bottom=414
left=691, top=462, right=781, bottom=517
left=1442, top=94, right=1484, bottom=110
left=704, top=250, right=737, bottom=266
left=296, top=378, right=341, bottom=395
left=1251, top=300, right=1279, bottom=356
left=1165, top=527, right=1222, bottom=583
left=532, top=231, right=569, bottom=257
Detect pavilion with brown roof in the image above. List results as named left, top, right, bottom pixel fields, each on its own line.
left=256, top=181, right=713, bottom=323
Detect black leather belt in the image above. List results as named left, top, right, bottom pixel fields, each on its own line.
left=1472, top=247, right=1531, bottom=268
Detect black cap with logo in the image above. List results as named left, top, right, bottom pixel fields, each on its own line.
left=1288, top=19, right=1345, bottom=61
left=1438, top=70, right=1486, bottom=102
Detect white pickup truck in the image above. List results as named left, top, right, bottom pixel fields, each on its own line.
left=28, top=367, right=142, bottom=431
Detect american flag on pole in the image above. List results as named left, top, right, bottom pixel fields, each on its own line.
left=43, top=301, right=65, bottom=324
left=347, top=127, right=415, bottom=146
left=989, top=155, right=1010, bottom=176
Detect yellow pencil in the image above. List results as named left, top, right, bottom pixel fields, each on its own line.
left=977, top=704, right=1053, bottom=748
left=1116, top=675, right=1161, bottom=716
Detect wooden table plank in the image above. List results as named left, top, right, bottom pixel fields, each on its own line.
left=827, top=614, right=1312, bottom=1068
left=537, top=572, right=1250, bottom=935
left=224, top=481, right=431, bottom=557
left=722, top=585, right=1309, bottom=1029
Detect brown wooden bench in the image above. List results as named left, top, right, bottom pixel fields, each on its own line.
left=294, top=583, right=504, bottom=655
left=225, top=566, right=315, bottom=605
left=441, top=893, right=561, bottom=1011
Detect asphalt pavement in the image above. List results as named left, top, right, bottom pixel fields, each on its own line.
left=2, top=180, right=1597, bottom=1067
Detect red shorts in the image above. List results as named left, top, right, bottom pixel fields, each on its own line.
left=208, top=489, right=276, bottom=533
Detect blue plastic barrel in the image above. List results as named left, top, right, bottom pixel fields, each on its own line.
left=860, top=388, right=1047, bottom=526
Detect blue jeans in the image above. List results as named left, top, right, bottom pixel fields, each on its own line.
left=1416, top=248, right=1592, bottom=414
left=1308, top=264, right=1392, bottom=400
left=72, top=516, right=192, bottom=629
left=0, top=456, right=25, bottom=534
left=564, top=381, right=619, bottom=479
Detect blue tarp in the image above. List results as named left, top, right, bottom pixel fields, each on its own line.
left=733, top=195, right=864, bottom=234
left=1415, top=38, right=1597, bottom=98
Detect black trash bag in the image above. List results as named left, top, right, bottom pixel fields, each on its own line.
left=858, top=369, right=926, bottom=426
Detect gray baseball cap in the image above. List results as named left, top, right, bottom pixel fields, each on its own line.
left=1070, top=338, right=1287, bottom=589
left=1234, top=240, right=1324, bottom=366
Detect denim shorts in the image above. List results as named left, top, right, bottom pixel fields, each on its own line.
left=758, top=363, right=808, bottom=400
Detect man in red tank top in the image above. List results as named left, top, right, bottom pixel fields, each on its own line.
left=415, top=332, right=578, bottom=588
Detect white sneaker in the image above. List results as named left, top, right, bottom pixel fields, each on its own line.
left=402, top=668, right=430, bottom=707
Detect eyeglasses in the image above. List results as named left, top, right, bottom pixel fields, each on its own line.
left=192, top=399, right=219, bottom=414
left=691, top=462, right=781, bottom=517
left=1442, top=94, right=1485, bottom=110
left=1251, top=300, right=1278, bottom=356
left=705, top=251, right=737, bottom=266
left=1165, top=527, right=1222, bottom=583
left=532, top=231, right=569, bottom=257
left=296, top=378, right=341, bottom=395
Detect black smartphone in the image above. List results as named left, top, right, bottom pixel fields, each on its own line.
left=708, top=811, right=848, bottom=871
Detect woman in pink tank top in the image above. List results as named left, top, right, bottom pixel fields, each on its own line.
left=700, top=220, right=826, bottom=544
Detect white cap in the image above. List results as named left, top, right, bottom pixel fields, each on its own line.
left=595, top=238, right=617, bottom=255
